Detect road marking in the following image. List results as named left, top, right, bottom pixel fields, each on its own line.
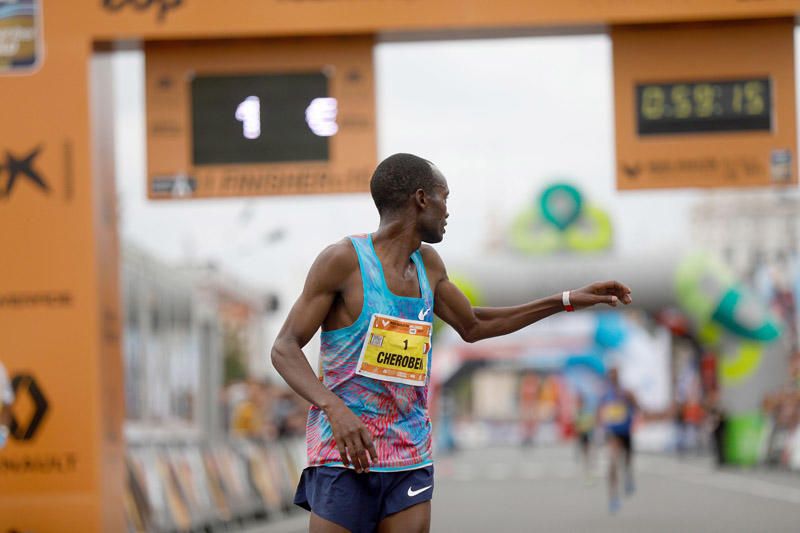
left=642, top=461, right=800, bottom=505
left=442, top=460, right=582, bottom=481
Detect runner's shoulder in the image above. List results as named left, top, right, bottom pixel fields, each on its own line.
left=419, top=244, right=446, bottom=274
left=309, top=238, right=359, bottom=285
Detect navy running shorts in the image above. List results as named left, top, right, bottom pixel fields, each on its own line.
left=608, top=431, right=632, bottom=453
left=294, top=465, right=434, bottom=532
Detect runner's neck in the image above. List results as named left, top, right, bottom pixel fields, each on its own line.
left=372, top=220, right=422, bottom=271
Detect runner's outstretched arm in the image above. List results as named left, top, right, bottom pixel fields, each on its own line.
left=422, top=246, right=632, bottom=343
left=271, top=243, right=378, bottom=473
left=629, top=391, right=673, bottom=422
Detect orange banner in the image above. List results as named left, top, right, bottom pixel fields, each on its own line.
left=73, top=1, right=800, bottom=40
left=0, top=3, right=124, bottom=530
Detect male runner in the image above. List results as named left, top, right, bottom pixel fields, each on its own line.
left=598, top=367, right=638, bottom=513
left=271, top=153, right=632, bottom=533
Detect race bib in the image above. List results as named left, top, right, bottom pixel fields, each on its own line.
left=355, top=313, right=432, bottom=386
left=602, top=402, right=628, bottom=424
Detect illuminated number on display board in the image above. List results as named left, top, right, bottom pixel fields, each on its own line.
left=744, top=81, right=765, bottom=115
left=235, top=96, right=261, bottom=140
left=671, top=84, right=692, bottom=118
left=640, top=86, right=665, bottom=120
left=305, top=97, right=339, bottom=137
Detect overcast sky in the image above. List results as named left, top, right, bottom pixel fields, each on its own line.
left=113, top=32, right=796, bottom=303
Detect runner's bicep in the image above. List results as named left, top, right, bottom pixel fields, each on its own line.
left=627, top=392, right=640, bottom=412
left=279, top=289, right=336, bottom=348
left=433, top=278, right=480, bottom=341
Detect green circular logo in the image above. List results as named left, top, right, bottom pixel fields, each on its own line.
left=509, top=182, right=611, bottom=254
left=540, top=183, right=582, bottom=231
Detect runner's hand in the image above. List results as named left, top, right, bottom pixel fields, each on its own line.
left=569, top=281, right=632, bottom=310
left=326, top=401, right=378, bottom=473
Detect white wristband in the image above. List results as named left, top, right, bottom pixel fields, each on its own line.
left=562, top=291, right=574, bottom=312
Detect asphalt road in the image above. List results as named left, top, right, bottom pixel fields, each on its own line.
left=253, top=445, right=800, bottom=533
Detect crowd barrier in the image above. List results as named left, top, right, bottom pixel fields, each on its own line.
left=764, top=423, right=800, bottom=472
left=125, top=438, right=305, bottom=532
left=121, top=425, right=800, bottom=532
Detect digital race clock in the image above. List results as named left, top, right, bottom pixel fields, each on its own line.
left=613, top=20, right=796, bottom=189
left=636, top=78, right=772, bottom=136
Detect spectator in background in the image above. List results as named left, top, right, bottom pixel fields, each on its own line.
left=0, top=360, right=14, bottom=449
left=683, top=393, right=706, bottom=454
left=762, top=378, right=800, bottom=466
left=776, top=385, right=797, bottom=430
left=674, top=399, right=687, bottom=455
left=231, top=380, right=263, bottom=438
left=227, top=378, right=309, bottom=441
left=789, top=352, right=800, bottom=388
left=518, top=373, right=539, bottom=447
left=274, top=390, right=301, bottom=438
left=705, top=388, right=726, bottom=467
left=231, top=395, right=260, bottom=437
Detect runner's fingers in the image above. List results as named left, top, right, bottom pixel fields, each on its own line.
left=603, top=282, right=632, bottom=304
left=603, top=295, right=619, bottom=307
left=612, top=282, right=632, bottom=302
left=595, top=280, right=630, bottom=297
left=353, top=431, right=374, bottom=470
left=337, top=442, right=350, bottom=468
left=347, top=438, right=365, bottom=472
left=359, top=428, right=378, bottom=462
left=368, top=445, right=378, bottom=463
left=357, top=448, right=370, bottom=472
left=342, top=437, right=354, bottom=466
left=622, top=293, right=633, bottom=304
left=367, top=442, right=378, bottom=462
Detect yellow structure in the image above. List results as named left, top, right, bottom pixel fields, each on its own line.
left=2, top=1, right=800, bottom=530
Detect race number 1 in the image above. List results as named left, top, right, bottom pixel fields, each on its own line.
left=355, top=314, right=432, bottom=386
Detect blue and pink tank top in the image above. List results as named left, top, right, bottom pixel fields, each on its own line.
left=305, top=234, right=435, bottom=471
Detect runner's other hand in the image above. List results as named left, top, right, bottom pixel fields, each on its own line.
left=569, top=281, right=632, bottom=309
left=326, top=400, right=378, bottom=473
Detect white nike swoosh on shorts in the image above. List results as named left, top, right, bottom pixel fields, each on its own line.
left=407, top=485, right=433, bottom=497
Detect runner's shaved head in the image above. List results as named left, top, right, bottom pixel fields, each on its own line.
left=370, top=153, right=438, bottom=216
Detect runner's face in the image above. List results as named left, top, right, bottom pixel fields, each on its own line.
left=420, top=168, right=449, bottom=243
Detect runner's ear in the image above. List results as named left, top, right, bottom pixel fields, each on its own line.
left=413, top=188, right=427, bottom=209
